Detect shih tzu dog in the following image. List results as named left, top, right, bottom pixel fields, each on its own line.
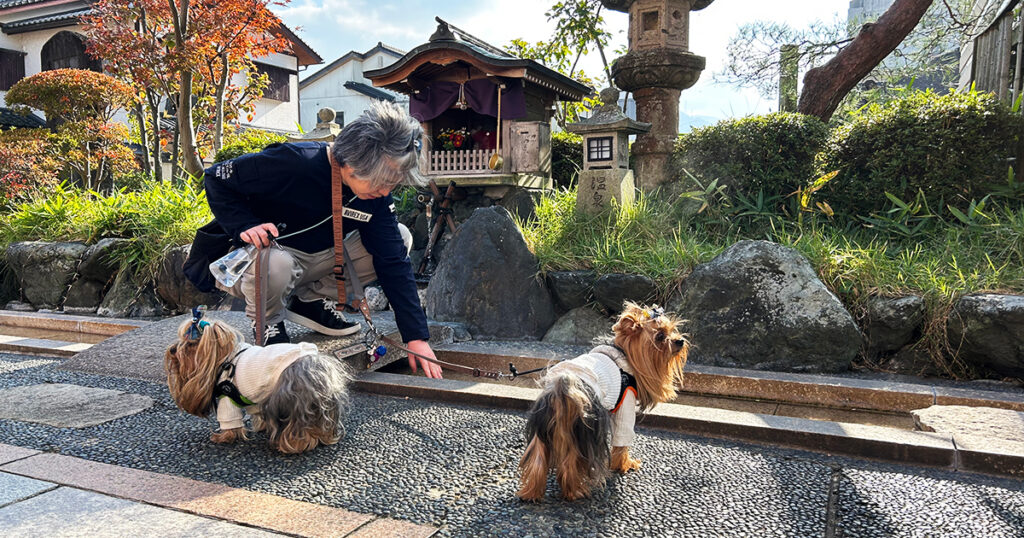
left=164, top=308, right=351, bottom=454
left=518, top=302, right=689, bottom=501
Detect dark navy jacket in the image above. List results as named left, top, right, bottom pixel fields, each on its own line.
left=203, top=142, right=429, bottom=343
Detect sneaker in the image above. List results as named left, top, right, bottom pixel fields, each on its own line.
left=252, top=320, right=290, bottom=345
left=285, top=297, right=360, bottom=336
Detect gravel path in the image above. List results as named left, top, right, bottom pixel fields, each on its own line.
left=1, top=352, right=1022, bottom=537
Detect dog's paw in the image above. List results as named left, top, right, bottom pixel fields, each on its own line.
left=619, top=457, right=642, bottom=473
left=210, top=428, right=243, bottom=444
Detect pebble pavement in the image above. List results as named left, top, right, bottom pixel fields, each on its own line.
left=1, top=351, right=1023, bottom=537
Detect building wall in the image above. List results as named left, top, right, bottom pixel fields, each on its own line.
left=240, top=52, right=299, bottom=133
left=298, top=50, right=406, bottom=131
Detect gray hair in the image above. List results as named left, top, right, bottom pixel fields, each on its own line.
left=331, top=100, right=430, bottom=190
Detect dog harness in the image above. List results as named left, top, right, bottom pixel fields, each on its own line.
left=213, top=346, right=254, bottom=408
left=613, top=368, right=638, bottom=414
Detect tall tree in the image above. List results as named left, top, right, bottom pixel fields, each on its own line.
left=719, top=0, right=983, bottom=121
left=85, top=0, right=290, bottom=180
left=799, top=0, right=934, bottom=120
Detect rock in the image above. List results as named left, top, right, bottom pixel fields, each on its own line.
left=880, top=348, right=941, bottom=378
left=5, top=301, right=34, bottom=312
left=425, top=206, right=556, bottom=339
left=63, top=279, right=106, bottom=313
left=98, top=270, right=165, bottom=318
left=452, top=192, right=493, bottom=223
left=155, top=244, right=224, bottom=313
left=542, top=307, right=613, bottom=346
left=78, top=238, right=129, bottom=282
left=912, top=405, right=1024, bottom=445
left=498, top=188, right=539, bottom=222
left=413, top=212, right=430, bottom=250
left=0, top=249, right=20, bottom=305
left=946, top=294, right=1024, bottom=377
left=6, top=241, right=88, bottom=308
left=546, top=270, right=598, bottom=312
left=866, top=295, right=925, bottom=356
left=483, top=185, right=512, bottom=199
left=666, top=240, right=862, bottom=373
left=593, top=273, right=657, bottom=312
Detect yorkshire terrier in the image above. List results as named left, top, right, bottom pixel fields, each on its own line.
left=164, top=308, right=351, bottom=454
left=517, top=302, right=689, bottom=501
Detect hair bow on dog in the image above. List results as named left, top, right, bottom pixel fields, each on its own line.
left=644, top=307, right=665, bottom=320
left=187, top=305, right=211, bottom=341
left=410, top=134, right=422, bottom=154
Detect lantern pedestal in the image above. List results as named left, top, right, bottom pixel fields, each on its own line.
left=577, top=168, right=636, bottom=215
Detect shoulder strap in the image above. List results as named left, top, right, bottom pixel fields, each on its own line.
left=330, top=151, right=373, bottom=321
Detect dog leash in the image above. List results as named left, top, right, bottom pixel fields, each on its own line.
left=326, top=154, right=540, bottom=381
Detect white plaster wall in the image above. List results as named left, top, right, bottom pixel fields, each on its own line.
left=298, top=50, right=404, bottom=131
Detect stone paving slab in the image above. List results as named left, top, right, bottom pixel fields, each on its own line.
left=0, top=486, right=284, bottom=537
left=0, top=382, right=153, bottom=427
left=0, top=472, right=55, bottom=507
left=0, top=443, right=37, bottom=465
left=0, top=452, right=396, bottom=537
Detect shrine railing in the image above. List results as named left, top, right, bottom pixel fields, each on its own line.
left=424, top=149, right=493, bottom=175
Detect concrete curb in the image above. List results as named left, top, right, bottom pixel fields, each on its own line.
left=353, top=372, right=1024, bottom=479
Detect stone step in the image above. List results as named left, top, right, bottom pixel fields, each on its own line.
left=432, top=341, right=1024, bottom=414
left=0, top=311, right=150, bottom=358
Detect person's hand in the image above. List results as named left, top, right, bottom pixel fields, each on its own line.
left=240, top=223, right=279, bottom=248
left=406, top=339, right=442, bottom=379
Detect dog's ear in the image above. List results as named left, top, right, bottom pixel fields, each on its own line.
left=613, top=310, right=644, bottom=337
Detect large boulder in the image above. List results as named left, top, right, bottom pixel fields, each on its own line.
left=0, top=249, right=20, bottom=306
left=6, top=241, right=88, bottom=308
left=865, top=295, right=925, bottom=357
left=542, top=306, right=613, bottom=346
left=592, top=273, right=658, bottom=312
left=667, top=240, right=862, bottom=373
left=425, top=206, right=556, bottom=339
left=78, top=238, right=128, bottom=282
left=946, top=294, right=1024, bottom=377
left=155, top=244, right=224, bottom=313
left=98, top=270, right=164, bottom=318
left=546, top=270, right=598, bottom=312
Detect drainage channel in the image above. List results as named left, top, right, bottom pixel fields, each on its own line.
left=0, top=311, right=149, bottom=357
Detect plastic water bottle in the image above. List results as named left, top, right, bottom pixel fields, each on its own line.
left=209, top=245, right=257, bottom=288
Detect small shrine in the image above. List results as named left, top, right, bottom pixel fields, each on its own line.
left=566, top=88, right=651, bottom=214
left=364, top=18, right=592, bottom=189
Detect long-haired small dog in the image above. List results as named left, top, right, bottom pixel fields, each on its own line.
left=165, top=311, right=350, bottom=454
left=518, top=302, right=689, bottom=501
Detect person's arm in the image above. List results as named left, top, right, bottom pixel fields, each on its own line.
left=203, top=158, right=266, bottom=244
left=353, top=197, right=441, bottom=378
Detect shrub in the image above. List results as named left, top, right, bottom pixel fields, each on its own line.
left=672, top=112, right=828, bottom=203
left=0, top=128, right=61, bottom=205
left=5, top=68, right=133, bottom=124
left=816, top=88, right=1024, bottom=217
left=214, top=128, right=287, bottom=162
left=551, top=131, right=583, bottom=188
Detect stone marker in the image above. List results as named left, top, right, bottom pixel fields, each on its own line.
left=0, top=383, right=152, bottom=428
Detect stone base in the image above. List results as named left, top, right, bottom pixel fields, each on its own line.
left=576, top=169, right=636, bottom=214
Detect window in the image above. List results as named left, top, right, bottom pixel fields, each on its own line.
left=41, top=32, right=100, bottom=72
left=587, top=136, right=613, bottom=162
left=254, top=63, right=292, bottom=102
left=0, top=48, right=26, bottom=91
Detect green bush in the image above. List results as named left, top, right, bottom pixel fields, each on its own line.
left=672, top=112, right=828, bottom=202
left=214, top=129, right=287, bottom=163
left=551, top=131, right=582, bottom=188
left=817, top=88, right=1024, bottom=216
left=0, top=181, right=212, bottom=281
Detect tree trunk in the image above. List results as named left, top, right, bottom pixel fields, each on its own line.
left=213, top=52, right=229, bottom=155
left=146, top=90, right=163, bottom=182
left=798, top=0, right=933, bottom=121
left=168, top=0, right=204, bottom=180
left=133, top=102, right=151, bottom=176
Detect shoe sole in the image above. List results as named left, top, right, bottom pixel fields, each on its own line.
left=285, top=310, right=361, bottom=336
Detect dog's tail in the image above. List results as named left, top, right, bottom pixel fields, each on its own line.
left=261, top=353, right=351, bottom=454
left=517, top=374, right=610, bottom=501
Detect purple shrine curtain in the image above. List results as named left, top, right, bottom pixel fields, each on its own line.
left=410, top=79, right=526, bottom=122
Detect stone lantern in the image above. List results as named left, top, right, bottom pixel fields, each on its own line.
left=286, top=107, right=342, bottom=143
left=566, top=87, right=651, bottom=214
left=602, top=0, right=714, bottom=190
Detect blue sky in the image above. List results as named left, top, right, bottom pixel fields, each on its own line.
left=276, top=0, right=852, bottom=129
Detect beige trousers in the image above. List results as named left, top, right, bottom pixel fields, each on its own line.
left=217, top=224, right=413, bottom=324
